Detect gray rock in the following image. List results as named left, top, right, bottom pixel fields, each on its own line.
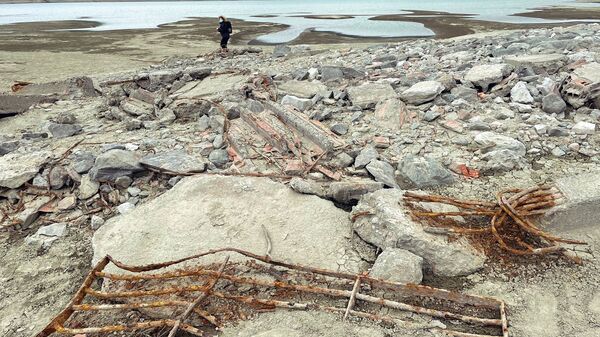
left=115, top=176, right=133, bottom=188
left=330, top=123, right=348, bottom=135
left=330, top=152, right=354, bottom=168
left=70, top=152, right=96, bottom=174
left=16, top=196, right=51, bottom=229
left=396, top=155, right=455, bottom=189
left=88, top=149, right=144, bottom=182
left=0, top=151, right=51, bottom=189
left=48, top=166, right=69, bottom=189
left=170, top=99, right=211, bottom=121
left=117, top=202, right=136, bottom=215
left=510, top=81, right=534, bottom=104
left=366, top=160, right=398, bottom=188
left=149, top=69, right=182, bottom=86
left=423, top=109, right=441, bottom=122
left=141, top=151, right=206, bottom=174
left=354, top=146, right=378, bottom=169
left=208, top=149, right=229, bottom=168
left=480, top=149, right=527, bottom=173
left=78, top=174, right=99, bottom=199
left=370, top=248, right=423, bottom=284
left=450, top=86, right=478, bottom=102
left=347, top=82, right=397, bottom=109
left=0, top=140, right=19, bottom=156
left=184, top=67, right=212, bottom=80
left=91, top=215, right=105, bottom=230
left=400, top=81, right=445, bottom=105
left=92, top=175, right=364, bottom=273
left=198, top=115, right=210, bottom=131
left=495, top=107, right=515, bottom=120
left=374, top=98, right=408, bottom=130
left=352, top=189, right=485, bottom=277
left=319, top=66, right=344, bottom=82
left=54, top=111, right=77, bottom=124
left=473, top=132, right=526, bottom=156
left=542, top=94, right=567, bottom=114
left=120, top=98, right=153, bottom=117
left=48, top=123, right=83, bottom=138
left=281, top=95, right=313, bottom=111
left=547, top=127, right=569, bottom=137
left=25, top=222, right=67, bottom=249
left=464, top=64, right=512, bottom=90
left=572, top=121, right=596, bottom=135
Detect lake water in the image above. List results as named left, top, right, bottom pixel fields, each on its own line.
left=0, top=0, right=597, bottom=43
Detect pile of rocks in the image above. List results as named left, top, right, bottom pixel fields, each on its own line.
left=0, top=22, right=599, bottom=299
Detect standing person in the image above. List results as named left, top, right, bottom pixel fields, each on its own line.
left=217, top=16, right=233, bottom=53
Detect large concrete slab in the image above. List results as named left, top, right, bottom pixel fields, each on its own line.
left=574, top=62, right=600, bottom=84
left=541, top=172, right=600, bottom=233
left=0, top=94, right=57, bottom=117
left=174, top=74, right=248, bottom=99
left=14, top=76, right=98, bottom=99
left=0, top=151, right=51, bottom=189
left=93, top=175, right=364, bottom=273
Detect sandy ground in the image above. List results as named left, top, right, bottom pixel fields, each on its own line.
left=0, top=5, right=599, bottom=90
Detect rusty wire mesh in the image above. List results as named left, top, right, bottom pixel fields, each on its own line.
left=403, top=185, right=587, bottom=263
left=36, top=248, right=508, bottom=337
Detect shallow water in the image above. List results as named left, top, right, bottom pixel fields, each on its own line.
left=0, top=0, right=597, bottom=43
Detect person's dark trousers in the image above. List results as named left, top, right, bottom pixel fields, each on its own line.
left=221, top=35, right=230, bottom=49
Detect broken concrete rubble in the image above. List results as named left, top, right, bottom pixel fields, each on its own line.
left=13, top=76, right=98, bottom=99
left=352, top=189, right=485, bottom=277
left=369, top=248, right=424, bottom=284
left=88, top=149, right=144, bottom=182
left=347, top=82, right=397, bottom=109
left=541, top=172, right=600, bottom=233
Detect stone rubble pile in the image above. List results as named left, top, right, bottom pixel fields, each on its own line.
left=0, top=24, right=599, bottom=285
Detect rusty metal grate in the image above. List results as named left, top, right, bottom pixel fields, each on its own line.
left=36, top=248, right=509, bottom=337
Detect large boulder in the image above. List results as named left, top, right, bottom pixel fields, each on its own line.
left=93, top=175, right=365, bottom=273
left=352, top=189, right=486, bottom=277
left=400, top=81, right=445, bottom=105
left=464, top=64, right=512, bottom=90
left=347, top=82, right=397, bottom=109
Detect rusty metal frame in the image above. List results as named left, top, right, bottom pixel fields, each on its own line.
left=36, top=248, right=509, bottom=337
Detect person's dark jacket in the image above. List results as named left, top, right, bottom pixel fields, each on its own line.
left=218, top=21, right=233, bottom=37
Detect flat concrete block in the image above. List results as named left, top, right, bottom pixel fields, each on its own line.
left=541, top=172, right=600, bottom=233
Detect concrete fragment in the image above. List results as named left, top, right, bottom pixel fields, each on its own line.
left=93, top=175, right=364, bottom=273
left=0, top=94, right=58, bottom=117
left=16, top=196, right=51, bottom=229
left=278, top=80, right=328, bottom=99
left=473, top=132, right=526, bottom=156
left=352, top=189, right=485, bottom=277
left=400, top=81, right=445, bottom=105
left=572, top=121, right=596, bottom=135
left=48, top=123, right=83, bottom=138
left=354, top=146, right=378, bottom=169
left=174, top=74, right=247, bottom=99
left=369, top=248, right=423, bottom=284
left=366, top=160, right=398, bottom=188
left=78, top=174, right=99, bottom=199
left=140, top=151, right=206, bottom=174
left=281, top=95, right=313, bottom=111
left=0, top=151, right=50, bottom=189
left=14, top=76, right=98, bottom=99
left=396, top=155, right=455, bottom=189
left=327, top=180, right=384, bottom=204
left=541, top=172, right=600, bottom=233
left=574, top=62, right=600, bottom=83
left=542, top=94, right=567, bottom=114
left=504, top=54, right=567, bottom=74
left=464, top=64, right=512, bottom=90
left=347, top=82, right=397, bottom=109
left=266, top=102, right=345, bottom=152
left=374, top=98, right=408, bottom=130
left=25, top=222, right=67, bottom=248
left=88, top=150, right=144, bottom=182
left=511, top=81, right=534, bottom=104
